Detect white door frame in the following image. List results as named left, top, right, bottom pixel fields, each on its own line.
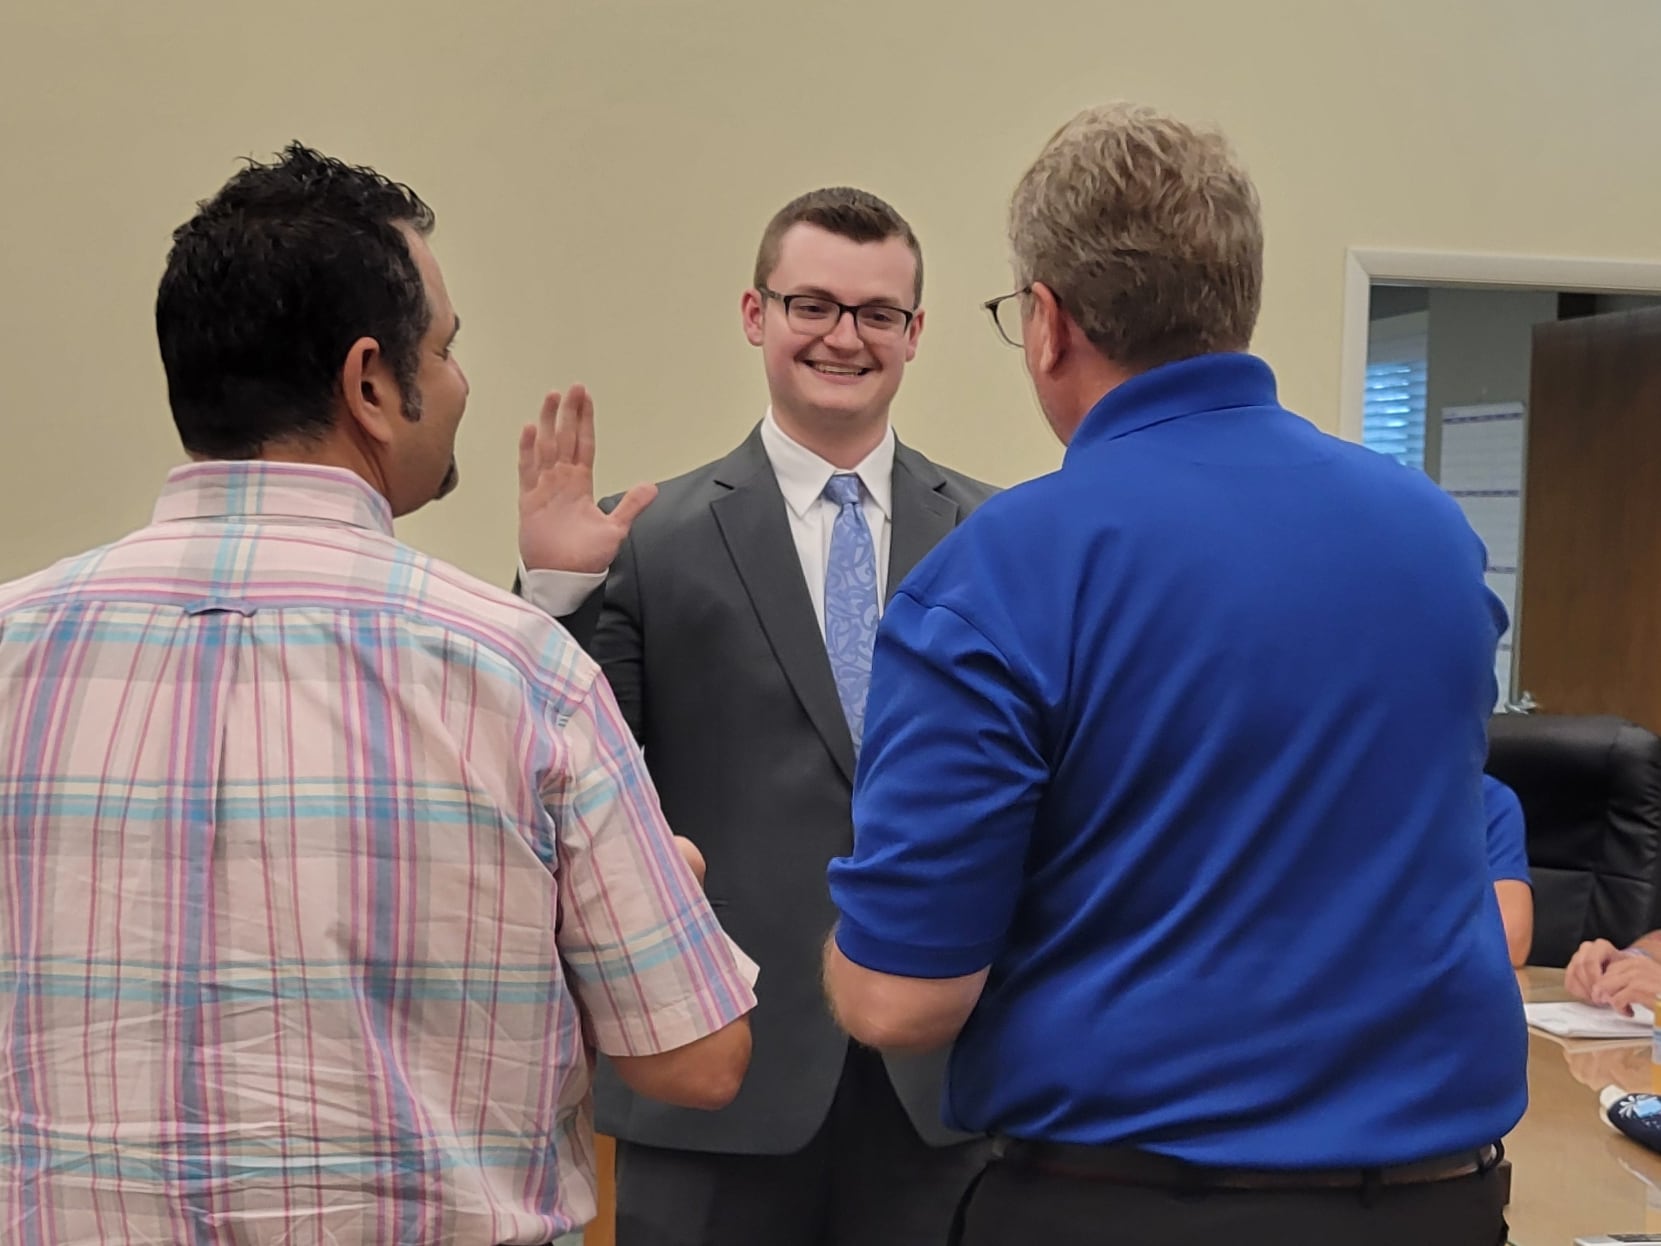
left=1337, top=248, right=1661, bottom=442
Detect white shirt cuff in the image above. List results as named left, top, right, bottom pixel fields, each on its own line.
left=519, top=560, right=608, bottom=617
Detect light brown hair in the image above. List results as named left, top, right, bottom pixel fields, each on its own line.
left=1009, top=102, right=1263, bottom=370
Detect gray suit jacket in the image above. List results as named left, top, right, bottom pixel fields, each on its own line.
left=556, top=426, right=996, bottom=1155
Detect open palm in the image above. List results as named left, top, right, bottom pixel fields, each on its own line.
left=517, top=385, right=657, bottom=574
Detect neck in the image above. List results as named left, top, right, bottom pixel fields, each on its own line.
left=771, top=404, right=890, bottom=469
left=1050, top=356, right=1139, bottom=444
left=248, top=429, right=393, bottom=502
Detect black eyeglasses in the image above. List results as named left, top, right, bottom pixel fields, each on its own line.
left=758, top=286, right=916, bottom=339
left=982, top=286, right=1033, bottom=348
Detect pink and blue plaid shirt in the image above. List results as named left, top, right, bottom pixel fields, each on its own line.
left=0, top=461, right=758, bottom=1245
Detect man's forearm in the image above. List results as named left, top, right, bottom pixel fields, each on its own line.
left=822, top=930, right=986, bottom=1053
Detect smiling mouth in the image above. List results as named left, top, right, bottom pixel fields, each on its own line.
left=806, top=362, right=872, bottom=377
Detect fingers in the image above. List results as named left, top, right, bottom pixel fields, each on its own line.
left=1564, top=952, right=1591, bottom=1000
left=1607, top=978, right=1659, bottom=1017
left=572, top=385, right=595, bottom=469
left=609, top=482, right=659, bottom=532
left=1566, top=939, right=1618, bottom=1001
left=1590, top=956, right=1661, bottom=1010
left=551, top=385, right=584, bottom=468
left=536, top=390, right=564, bottom=469
left=517, top=424, right=537, bottom=493
left=534, top=385, right=595, bottom=473
left=526, top=383, right=606, bottom=504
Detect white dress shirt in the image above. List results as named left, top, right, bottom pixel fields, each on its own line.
left=520, top=410, right=895, bottom=636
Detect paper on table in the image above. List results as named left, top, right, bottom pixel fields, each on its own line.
left=1525, top=1000, right=1654, bottom=1039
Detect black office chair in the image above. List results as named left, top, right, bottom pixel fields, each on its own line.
left=1485, top=712, right=1661, bottom=967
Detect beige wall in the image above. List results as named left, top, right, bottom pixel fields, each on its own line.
left=1, top=0, right=1657, bottom=583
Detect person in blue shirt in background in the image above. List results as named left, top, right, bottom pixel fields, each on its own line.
left=1484, top=774, right=1533, bottom=967
left=820, top=101, right=1524, bottom=1246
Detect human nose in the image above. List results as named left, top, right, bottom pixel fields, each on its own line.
left=821, top=307, right=864, bottom=350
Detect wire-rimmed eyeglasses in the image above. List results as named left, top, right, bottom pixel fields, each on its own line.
left=982, top=286, right=1033, bottom=348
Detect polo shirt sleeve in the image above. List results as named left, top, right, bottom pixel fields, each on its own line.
left=828, top=588, right=1047, bottom=979
left=545, top=674, right=759, bottom=1057
left=1482, top=775, right=1531, bottom=885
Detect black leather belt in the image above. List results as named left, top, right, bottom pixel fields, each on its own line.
left=992, top=1136, right=1503, bottom=1191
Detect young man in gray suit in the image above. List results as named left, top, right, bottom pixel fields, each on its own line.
left=516, top=189, right=994, bottom=1246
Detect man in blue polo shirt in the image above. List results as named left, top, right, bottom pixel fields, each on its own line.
left=822, top=102, right=1524, bottom=1246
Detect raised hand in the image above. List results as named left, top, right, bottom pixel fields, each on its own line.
left=517, top=385, right=657, bottom=574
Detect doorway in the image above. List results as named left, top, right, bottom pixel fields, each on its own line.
left=1339, top=249, right=1661, bottom=728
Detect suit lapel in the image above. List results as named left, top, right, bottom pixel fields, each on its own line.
left=886, top=442, right=960, bottom=599
left=710, top=431, right=858, bottom=786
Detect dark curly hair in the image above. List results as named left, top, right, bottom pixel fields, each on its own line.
left=156, top=141, right=436, bottom=458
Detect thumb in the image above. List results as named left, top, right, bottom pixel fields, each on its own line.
left=608, top=482, right=659, bottom=532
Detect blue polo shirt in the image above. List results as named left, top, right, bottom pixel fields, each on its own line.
left=828, top=353, right=1528, bottom=1168
left=1484, top=775, right=1530, bottom=885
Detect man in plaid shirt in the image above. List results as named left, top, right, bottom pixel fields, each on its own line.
left=0, top=142, right=756, bottom=1245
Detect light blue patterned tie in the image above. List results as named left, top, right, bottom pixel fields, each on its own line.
left=823, top=473, right=879, bottom=752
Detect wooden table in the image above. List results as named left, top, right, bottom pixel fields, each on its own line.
left=1508, top=967, right=1661, bottom=1244
left=583, top=1134, right=616, bottom=1246
left=580, top=971, right=1661, bottom=1244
